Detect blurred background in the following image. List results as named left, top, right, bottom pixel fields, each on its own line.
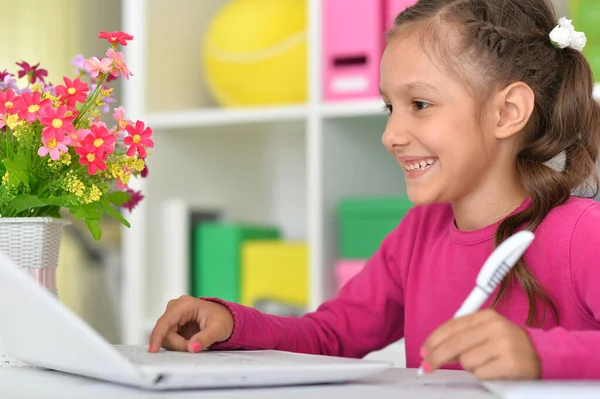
left=0, top=0, right=597, bottom=366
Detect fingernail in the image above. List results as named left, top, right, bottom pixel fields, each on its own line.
left=148, top=344, right=153, bottom=352
left=192, top=342, right=201, bottom=352
left=422, top=361, right=431, bottom=374
left=420, top=346, right=427, bottom=358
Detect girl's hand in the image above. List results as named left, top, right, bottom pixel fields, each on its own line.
left=420, top=309, right=541, bottom=380
left=148, top=296, right=234, bottom=353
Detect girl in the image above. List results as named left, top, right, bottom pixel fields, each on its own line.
left=149, top=0, right=600, bottom=381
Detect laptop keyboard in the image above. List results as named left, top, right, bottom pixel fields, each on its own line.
left=114, top=345, right=271, bottom=367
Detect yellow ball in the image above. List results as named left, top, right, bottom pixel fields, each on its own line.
left=202, top=0, right=307, bottom=107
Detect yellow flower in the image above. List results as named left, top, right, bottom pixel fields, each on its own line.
left=132, top=158, right=145, bottom=172
left=1, top=172, right=9, bottom=186
left=6, top=114, right=21, bottom=130
left=66, top=176, right=85, bottom=198
left=48, top=153, right=72, bottom=169
left=60, top=153, right=72, bottom=165
left=31, top=83, right=43, bottom=93
left=85, top=184, right=102, bottom=204
left=109, top=163, right=122, bottom=180
left=100, top=88, right=113, bottom=98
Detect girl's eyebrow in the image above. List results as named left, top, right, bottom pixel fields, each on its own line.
left=379, top=81, right=443, bottom=96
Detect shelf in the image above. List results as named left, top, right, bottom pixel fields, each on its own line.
left=145, top=105, right=308, bottom=129
left=320, top=99, right=386, bottom=119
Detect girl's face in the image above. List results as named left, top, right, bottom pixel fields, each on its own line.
left=380, top=35, right=500, bottom=206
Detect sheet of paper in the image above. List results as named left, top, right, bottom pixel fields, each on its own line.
left=484, top=380, right=600, bottom=399
left=354, top=368, right=491, bottom=398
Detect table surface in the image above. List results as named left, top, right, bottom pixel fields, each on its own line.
left=0, top=366, right=495, bottom=399
left=5, top=365, right=600, bottom=399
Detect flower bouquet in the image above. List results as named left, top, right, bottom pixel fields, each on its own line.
left=0, top=30, right=153, bottom=240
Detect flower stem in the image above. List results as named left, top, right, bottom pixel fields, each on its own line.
left=73, top=74, right=109, bottom=126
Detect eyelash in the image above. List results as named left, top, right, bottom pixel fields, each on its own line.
left=382, top=101, right=431, bottom=115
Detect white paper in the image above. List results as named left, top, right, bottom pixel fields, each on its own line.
left=485, top=380, right=600, bottom=399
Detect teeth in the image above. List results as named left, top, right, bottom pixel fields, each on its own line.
left=405, top=159, right=436, bottom=171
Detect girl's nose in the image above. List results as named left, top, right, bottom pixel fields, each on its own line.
left=382, top=119, right=410, bottom=150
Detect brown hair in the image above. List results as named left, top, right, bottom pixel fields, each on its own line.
left=390, top=0, right=600, bottom=326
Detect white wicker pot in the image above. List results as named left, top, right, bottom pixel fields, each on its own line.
left=0, top=217, right=69, bottom=367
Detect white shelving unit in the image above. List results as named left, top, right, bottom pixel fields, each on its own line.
left=118, top=0, right=401, bottom=369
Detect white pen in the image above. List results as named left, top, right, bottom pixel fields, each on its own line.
left=416, top=230, right=535, bottom=377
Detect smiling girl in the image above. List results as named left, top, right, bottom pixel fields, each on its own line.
left=149, top=0, right=600, bottom=381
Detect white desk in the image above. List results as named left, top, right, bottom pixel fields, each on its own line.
left=4, top=365, right=600, bottom=398
left=0, top=366, right=494, bottom=399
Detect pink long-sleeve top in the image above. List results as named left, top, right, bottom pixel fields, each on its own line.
left=208, top=196, right=600, bottom=380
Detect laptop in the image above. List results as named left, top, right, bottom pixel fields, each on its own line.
left=0, top=251, right=392, bottom=390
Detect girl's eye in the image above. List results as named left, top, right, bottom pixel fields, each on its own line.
left=383, top=104, right=393, bottom=115
left=414, top=101, right=431, bottom=111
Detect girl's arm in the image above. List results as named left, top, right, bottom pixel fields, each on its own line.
left=204, top=226, right=406, bottom=359
left=525, top=204, right=600, bottom=380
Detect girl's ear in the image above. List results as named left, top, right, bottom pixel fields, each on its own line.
left=492, top=81, right=535, bottom=140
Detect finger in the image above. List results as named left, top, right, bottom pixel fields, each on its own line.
left=162, top=331, right=188, bottom=352
left=425, top=323, right=494, bottom=372
left=149, top=305, right=192, bottom=352
left=472, top=356, right=510, bottom=381
left=187, top=324, right=222, bottom=353
left=149, top=315, right=177, bottom=352
left=423, top=310, right=496, bottom=354
left=457, top=341, right=499, bottom=374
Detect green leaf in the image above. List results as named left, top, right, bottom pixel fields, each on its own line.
left=10, top=194, right=46, bottom=212
left=3, top=152, right=30, bottom=188
left=10, top=195, right=73, bottom=212
left=85, top=218, right=102, bottom=240
left=72, top=203, right=102, bottom=221
left=102, top=204, right=130, bottom=228
left=107, top=191, right=130, bottom=207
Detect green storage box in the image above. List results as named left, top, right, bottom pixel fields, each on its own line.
left=193, top=223, right=280, bottom=302
left=338, top=196, right=413, bottom=259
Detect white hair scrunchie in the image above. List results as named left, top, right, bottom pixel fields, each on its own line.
left=549, top=17, right=587, bottom=52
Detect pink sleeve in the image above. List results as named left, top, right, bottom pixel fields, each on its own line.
left=203, top=226, right=406, bottom=358
left=525, top=328, right=600, bottom=379
left=526, top=203, right=600, bottom=380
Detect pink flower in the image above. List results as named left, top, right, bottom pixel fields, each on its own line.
left=124, top=120, right=153, bottom=157
left=16, top=61, right=48, bottom=84
left=116, top=177, right=128, bottom=190
left=55, top=77, right=89, bottom=108
left=84, top=57, right=113, bottom=78
left=38, top=132, right=69, bottom=160
left=69, top=128, right=91, bottom=147
left=40, top=106, right=75, bottom=138
left=106, top=48, right=132, bottom=80
left=75, top=146, right=107, bottom=175
left=0, top=113, right=7, bottom=129
left=80, top=123, right=116, bottom=155
left=121, top=189, right=144, bottom=212
left=113, top=106, right=133, bottom=131
left=98, top=31, right=134, bottom=46
left=141, top=163, right=148, bottom=178
left=0, top=89, right=17, bottom=114
left=12, top=91, right=52, bottom=123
